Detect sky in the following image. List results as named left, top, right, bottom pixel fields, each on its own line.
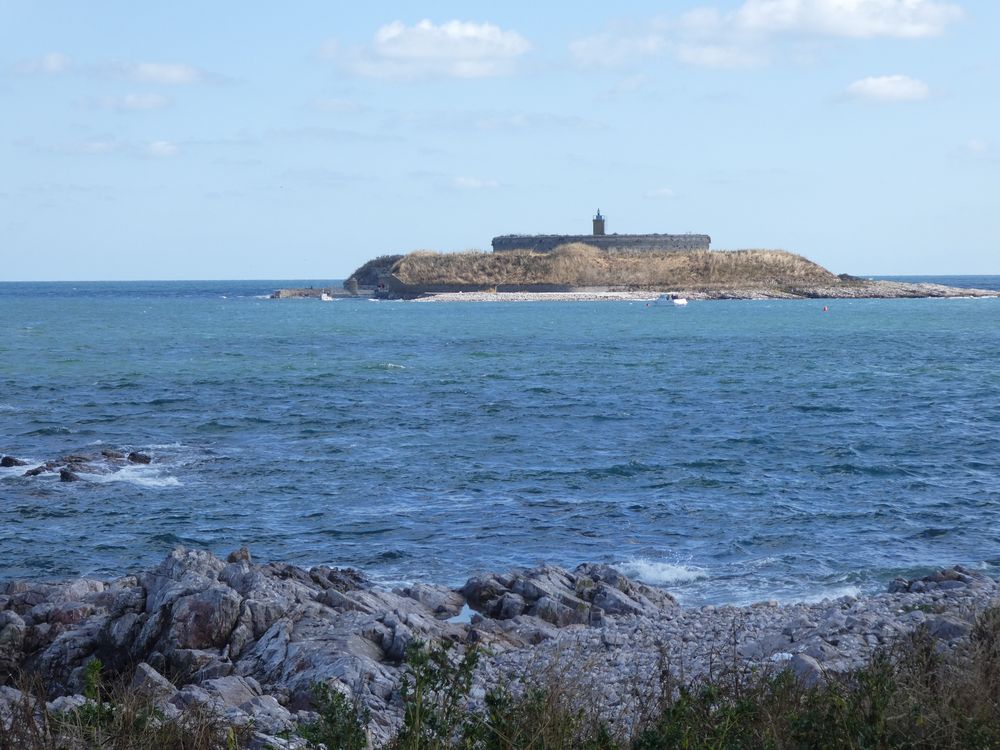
left=1, top=0, right=998, bottom=280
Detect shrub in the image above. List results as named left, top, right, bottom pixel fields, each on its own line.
left=298, top=681, right=369, bottom=750
left=0, top=660, right=251, bottom=750
left=390, top=640, right=480, bottom=750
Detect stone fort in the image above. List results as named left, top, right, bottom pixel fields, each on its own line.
left=491, top=211, right=711, bottom=254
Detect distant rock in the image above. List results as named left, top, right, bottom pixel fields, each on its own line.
left=0, top=456, right=27, bottom=468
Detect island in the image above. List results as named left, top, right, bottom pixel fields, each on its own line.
left=273, top=212, right=996, bottom=301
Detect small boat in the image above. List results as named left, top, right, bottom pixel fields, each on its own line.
left=655, top=293, right=688, bottom=306
left=320, top=293, right=334, bottom=302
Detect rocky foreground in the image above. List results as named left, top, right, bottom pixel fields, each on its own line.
left=1, top=549, right=998, bottom=747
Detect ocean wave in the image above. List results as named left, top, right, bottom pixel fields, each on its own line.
left=0, top=462, right=43, bottom=479
left=796, top=585, right=862, bottom=603
left=367, top=363, right=406, bottom=370
left=617, top=558, right=708, bottom=586
left=81, top=466, right=181, bottom=489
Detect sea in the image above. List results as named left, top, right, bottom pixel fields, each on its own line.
left=1, top=276, right=998, bottom=605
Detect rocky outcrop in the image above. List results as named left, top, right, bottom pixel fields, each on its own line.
left=1, top=553, right=998, bottom=747
left=0, top=549, right=670, bottom=744
left=462, top=563, right=677, bottom=627
left=3, top=447, right=160, bottom=482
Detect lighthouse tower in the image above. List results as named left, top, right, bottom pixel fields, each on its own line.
left=592, top=209, right=606, bottom=236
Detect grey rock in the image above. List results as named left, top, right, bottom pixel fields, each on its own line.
left=396, top=583, right=464, bottom=618
left=227, top=547, right=253, bottom=564
left=927, top=614, right=971, bottom=641
left=131, top=662, right=176, bottom=701
left=789, top=653, right=825, bottom=687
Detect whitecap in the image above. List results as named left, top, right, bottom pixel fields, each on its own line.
left=617, top=558, right=708, bottom=586
left=796, top=585, right=862, bottom=604
left=0, top=462, right=42, bottom=479
left=81, top=466, right=181, bottom=489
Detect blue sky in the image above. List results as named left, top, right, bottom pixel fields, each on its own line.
left=2, top=0, right=997, bottom=280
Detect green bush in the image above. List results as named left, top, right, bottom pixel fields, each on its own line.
left=298, top=681, right=369, bottom=750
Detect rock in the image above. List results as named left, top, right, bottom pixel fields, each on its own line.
left=789, top=653, right=825, bottom=687
left=47, top=694, right=87, bottom=713
left=0, top=611, right=26, bottom=679
left=497, top=592, right=525, bottom=620
left=131, top=662, right=177, bottom=701
left=227, top=547, right=253, bottom=564
left=100, top=450, right=125, bottom=459
left=1, top=547, right=998, bottom=749
left=396, top=583, right=464, bottom=618
left=461, top=563, right=674, bottom=626
left=0, top=456, right=27, bottom=467
left=888, top=566, right=988, bottom=594
left=926, top=614, right=970, bottom=642
left=59, top=468, right=81, bottom=482
left=168, top=586, right=243, bottom=650
left=127, top=452, right=152, bottom=464
left=202, top=675, right=261, bottom=708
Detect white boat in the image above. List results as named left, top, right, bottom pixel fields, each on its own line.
left=320, top=293, right=334, bottom=302
left=655, top=293, right=688, bottom=306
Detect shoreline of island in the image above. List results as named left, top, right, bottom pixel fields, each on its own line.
left=272, top=279, right=998, bottom=303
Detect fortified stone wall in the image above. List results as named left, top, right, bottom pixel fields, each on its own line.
left=492, top=233, right=711, bottom=253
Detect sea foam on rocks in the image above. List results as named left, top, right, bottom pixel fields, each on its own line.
left=0, top=550, right=997, bottom=746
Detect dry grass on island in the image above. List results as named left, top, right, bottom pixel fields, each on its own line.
left=386, top=244, right=839, bottom=290
left=331, top=245, right=995, bottom=301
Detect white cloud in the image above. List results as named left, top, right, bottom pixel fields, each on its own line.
left=129, top=62, right=204, bottom=84
left=736, top=0, right=962, bottom=39
left=344, top=19, right=530, bottom=78
left=452, top=176, right=500, bottom=190
left=846, top=74, right=929, bottom=101
left=571, top=0, right=962, bottom=69
left=14, top=52, right=71, bottom=74
left=645, top=187, right=676, bottom=199
left=147, top=140, right=180, bottom=157
left=93, top=93, right=170, bottom=111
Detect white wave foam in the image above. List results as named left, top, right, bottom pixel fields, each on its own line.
left=617, top=558, right=708, bottom=586
left=797, top=585, right=862, bottom=603
left=82, top=466, right=181, bottom=489
left=0, top=461, right=42, bottom=478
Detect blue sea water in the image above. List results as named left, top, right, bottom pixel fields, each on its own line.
left=1, top=277, right=999, bottom=604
